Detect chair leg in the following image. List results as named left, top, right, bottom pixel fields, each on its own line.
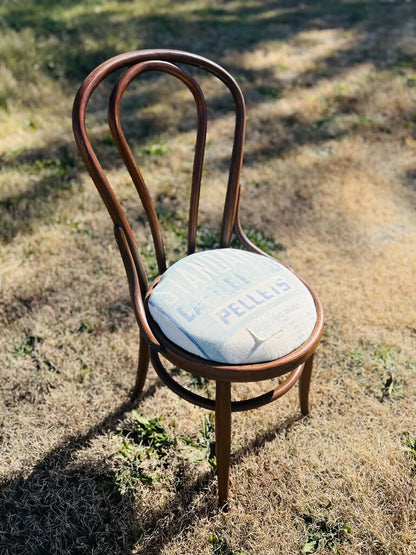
left=215, top=381, right=232, bottom=507
left=132, top=332, right=150, bottom=400
left=299, top=354, right=314, bottom=416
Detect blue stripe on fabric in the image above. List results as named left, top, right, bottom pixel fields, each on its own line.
left=148, top=300, right=211, bottom=360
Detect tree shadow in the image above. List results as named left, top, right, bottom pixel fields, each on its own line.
left=0, top=142, right=79, bottom=242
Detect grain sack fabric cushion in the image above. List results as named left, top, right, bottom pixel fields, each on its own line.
left=148, top=248, right=317, bottom=364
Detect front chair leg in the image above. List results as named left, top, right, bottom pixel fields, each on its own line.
left=299, top=354, right=314, bottom=416
left=132, top=331, right=150, bottom=400
left=215, top=381, right=232, bottom=506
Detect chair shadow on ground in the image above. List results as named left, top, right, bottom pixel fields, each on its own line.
left=0, top=378, right=303, bottom=554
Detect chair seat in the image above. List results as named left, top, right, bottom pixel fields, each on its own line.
left=148, top=248, right=317, bottom=364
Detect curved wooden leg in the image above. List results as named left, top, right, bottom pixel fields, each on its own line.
left=215, top=381, right=231, bottom=507
left=299, top=354, right=314, bottom=416
left=132, top=332, right=150, bottom=400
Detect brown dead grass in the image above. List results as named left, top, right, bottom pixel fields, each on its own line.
left=1, top=0, right=416, bottom=553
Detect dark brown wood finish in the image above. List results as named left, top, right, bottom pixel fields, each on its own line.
left=215, top=381, right=232, bottom=506
left=72, top=49, right=324, bottom=505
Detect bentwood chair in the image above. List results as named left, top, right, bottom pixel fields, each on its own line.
left=72, top=49, right=324, bottom=506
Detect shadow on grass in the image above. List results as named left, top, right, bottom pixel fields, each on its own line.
left=0, top=399, right=136, bottom=553
left=0, top=385, right=304, bottom=553
left=0, top=141, right=79, bottom=242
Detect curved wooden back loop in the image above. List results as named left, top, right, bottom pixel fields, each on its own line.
left=72, top=49, right=246, bottom=263
left=108, top=60, right=209, bottom=270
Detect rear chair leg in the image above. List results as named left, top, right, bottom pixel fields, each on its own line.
left=132, top=332, right=150, bottom=400
left=299, top=354, right=314, bottom=416
left=215, top=381, right=232, bottom=507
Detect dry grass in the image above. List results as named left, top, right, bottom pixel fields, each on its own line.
left=1, top=0, right=416, bottom=553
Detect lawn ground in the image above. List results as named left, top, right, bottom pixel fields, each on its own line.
left=0, top=1, right=415, bottom=553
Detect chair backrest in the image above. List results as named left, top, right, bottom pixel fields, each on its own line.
left=72, top=49, right=247, bottom=297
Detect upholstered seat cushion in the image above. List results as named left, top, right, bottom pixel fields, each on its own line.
left=148, top=248, right=317, bottom=364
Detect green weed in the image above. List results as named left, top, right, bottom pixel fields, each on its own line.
left=29, top=150, right=77, bottom=189
left=139, top=204, right=284, bottom=279
left=12, top=335, right=57, bottom=372
left=407, top=76, right=416, bottom=88
left=209, top=534, right=249, bottom=555
left=141, top=143, right=168, bottom=156
left=189, top=374, right=210, bottom=390
left=78, top=357, right=91, bottom=383
left=315, top=117, right=333, bottom=129
left=406, top=118, right=416, bottom=130
left=257, top=86, right=281, bottom=99
left=391, top=56, right=416, bottom=69
left=119, top=411, right=174, bottom=457
left=69, top=220, right=94, bottom=236
left=181, top=413, right=216, bottom=471
left=344, top=342, right=415, bottom=402
left=104, top=439, right=160, bottom=501
left=140, top=242, right=160, bottom=281
left=78, top=321, right=94, bottom=334
left=102, top=134, right=115, bottom=146
left=195, top=226, right=221, bottom=250
left=403, top=434, right=416, bottom=470
left=155, top=204, right=284, bottom=255
left=12, top=334, right=40, bottom=358
left=23, top=119, right=36, bottom=129
left=300, top=501, right=352, bottom=554
left=235, top=228, right=284, bottom=255
left=196, top=225, right=283, bottom=255
left=353, top=115, right=374, bottom=127
left=103, top=412, right=173, bottom=500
